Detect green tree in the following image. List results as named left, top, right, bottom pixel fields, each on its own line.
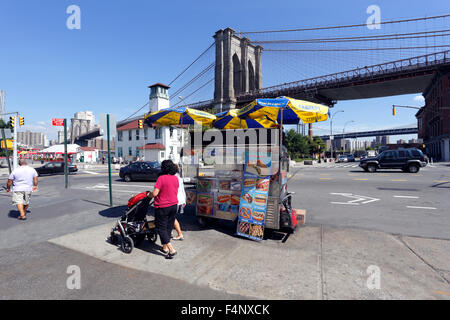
left=0, top=119, right=13, bottom=129
left=310, top=136, right=326, bottom=155
left=285, top=129, right=310, bottom=159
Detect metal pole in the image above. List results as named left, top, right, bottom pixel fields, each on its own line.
left=330, top=119, right=333, bottom=161
left=1, top=128, right=11, bottom=174
left=107, top=114, right=113, bottom=207
left=13, top=115, right=17, bottom=170
left=64, top=119, right=68, bottom=189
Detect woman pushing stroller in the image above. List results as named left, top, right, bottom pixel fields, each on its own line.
left=147, top=160, right=180, bottom=259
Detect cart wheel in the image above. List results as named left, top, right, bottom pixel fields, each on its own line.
left=197, top=217, right=208, bottom=228
left=147, top=231, right=157, bottom=243
left=109, top=232, right=119, bottom=245
left=121, top=236, right=134, bottom=254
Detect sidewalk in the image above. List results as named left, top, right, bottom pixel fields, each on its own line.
left=48, top=220, right=450, bottom=299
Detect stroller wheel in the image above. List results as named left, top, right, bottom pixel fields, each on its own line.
left=147, top=232, right=157, bottom=243
left=121, top=236, right=134, bottom=254
left=109, top=232, right=119, bottom=245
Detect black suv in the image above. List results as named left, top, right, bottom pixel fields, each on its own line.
left=359, top=148, right=427, bottom=173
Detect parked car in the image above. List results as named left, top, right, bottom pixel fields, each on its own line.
left=337, top=154, right=355, bottom=163
left=0, top=159, right=8, bottom=168
left=35, top=162, right=78, bottom=176
left=359, top=148, right=427, bottom=173
left=119, top=161, right=161, bottom=182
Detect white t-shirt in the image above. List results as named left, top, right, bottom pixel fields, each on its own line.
left=9, top=165, right=38, bottom=192
left=175, top=173, right=186, bottom=205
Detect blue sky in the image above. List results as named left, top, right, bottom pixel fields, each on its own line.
left=0, top=0, right=449, bottom=140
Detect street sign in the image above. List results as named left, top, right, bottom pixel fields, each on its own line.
left=99, top=114, right=116, bottom=138
left=52, top=118, right=65, bottom=126
left=4, top=130, right=12, bottom=139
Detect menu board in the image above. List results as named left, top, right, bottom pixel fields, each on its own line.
left=197, top=193, right=214, bottom=216
left=236, top=150, right=272, bottom=241
left=214, top=192, right=240, bottom=220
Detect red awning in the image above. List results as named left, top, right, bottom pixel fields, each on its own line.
left=138, top=143, right=165, bottom=150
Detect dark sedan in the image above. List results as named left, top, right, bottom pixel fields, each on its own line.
left=119, top=161, right=161, bottom=182
left=35, top=162, right=78, bottom=176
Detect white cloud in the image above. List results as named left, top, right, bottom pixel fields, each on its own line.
left=413, top=95, right=425, bottom=103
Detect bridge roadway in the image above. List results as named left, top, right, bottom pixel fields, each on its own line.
left=187, top=50, right=450, bottom=108
left=318, top=126, right=418, bottom=140
left=75, top=51, right=448, bottom=143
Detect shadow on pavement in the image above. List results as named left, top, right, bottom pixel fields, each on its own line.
left=348, top=170, right=410, bottom=174
left=98, top=205, right=128, bottom=218
left=8, top=210, right=20, bottom=219
left=431, top=181, right=450, bottom=188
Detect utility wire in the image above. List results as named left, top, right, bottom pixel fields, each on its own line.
left=240, top=14, right=450, bottom=34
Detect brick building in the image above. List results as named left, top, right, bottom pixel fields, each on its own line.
left=416, top=70, right=450, bottom=161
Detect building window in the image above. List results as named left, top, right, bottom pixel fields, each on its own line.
left=128, top=147, right=132, bottom=156
left=128, top=130, right=132, bottom=141
left=118, top=131, right=123, bottom=142
left=170, top=127, right=174, bottom=138
left=160, top=151, right=165, bottom=159
left=144, top=128, right=148, bottom=140
left=155, top=127, right=162, bottom=139
left=136, top=147, right=139, bottom=157
left=136, top=129, right=140, bottom=141
left=118, top=147, right=123, bottom=158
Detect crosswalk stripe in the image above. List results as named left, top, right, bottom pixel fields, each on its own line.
left=82, top=171, right=100, bottom=175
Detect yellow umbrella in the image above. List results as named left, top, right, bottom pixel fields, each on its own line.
left=213, top=109, right=277, bottom=129
left=144, top=106, right=216, bottom=127
left=237, top=96, right=329, bottom=124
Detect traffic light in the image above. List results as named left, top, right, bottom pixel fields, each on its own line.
left=9, top=116, right=15, bottom=128
left=392, top=106, right=396, bottom=116
left=138, top=119, right=144, bottom=129
left=19, top=116, right=24, bottom=126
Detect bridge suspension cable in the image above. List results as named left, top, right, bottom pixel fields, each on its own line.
left=240, top=14, right=450, bottom=34
left=170, top=62, right=215, bottom=98
left=251, top=29, right=450, bottom=44
left=265, top=44, right=450, bottom=52
left=172, top=78, right=215, bottom=107
left=167, top=42, right=214, bottom=86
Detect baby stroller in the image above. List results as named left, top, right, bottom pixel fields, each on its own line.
left=109, top=191, right=158, bottom=253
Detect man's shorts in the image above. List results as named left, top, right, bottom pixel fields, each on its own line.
left=12, top=191, right=32, bottom=206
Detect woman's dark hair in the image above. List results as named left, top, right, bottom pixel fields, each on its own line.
left=160, top=159, right=177, bottom=175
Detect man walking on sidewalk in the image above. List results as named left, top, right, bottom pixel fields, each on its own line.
left=6, top=159, right=38, bottom=220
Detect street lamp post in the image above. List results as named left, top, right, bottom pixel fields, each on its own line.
left=330, top=110, right=344, bottom=161
left=178, top=96, right=187, bottom=106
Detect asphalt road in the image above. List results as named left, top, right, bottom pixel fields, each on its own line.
left=1, top=171, right=245, bottom=299
left=288, top=163, right=450, bottom=239
left=1, top=164, right=449, bottom=299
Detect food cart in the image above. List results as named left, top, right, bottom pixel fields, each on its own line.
left=182, top=128, right=294, bottom=241
left=145, top=97, right=329, bottom=241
